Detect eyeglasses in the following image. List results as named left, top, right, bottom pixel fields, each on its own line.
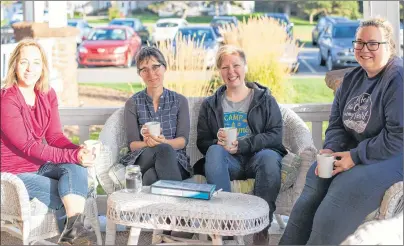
left=352, top=41, right=387, bottom=51
left=138, top=64, right=163, bottom=76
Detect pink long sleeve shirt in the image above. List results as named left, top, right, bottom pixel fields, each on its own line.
left=1, top=85, right=80, bottom=174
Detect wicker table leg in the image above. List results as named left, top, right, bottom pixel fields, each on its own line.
left=105, top=219, right=116, bottom=245
left=127, top=227, right=141, bottom=245
left=211, top=234, right=223, bottom=245
left=198, top=234, right=208, bottom=241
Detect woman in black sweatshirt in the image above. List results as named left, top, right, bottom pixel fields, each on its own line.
left=279, top=17, right=403, bottom=245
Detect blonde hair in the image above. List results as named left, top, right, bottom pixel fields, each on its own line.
left=356, top=17, right=397, bottom=57
left=215, top=45, right=247, bottom=69
left=3, top=38, right=50, bottom=93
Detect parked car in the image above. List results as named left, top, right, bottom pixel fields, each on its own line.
left=317, top=20, right=360, bottom=71
left=11, top=9, right=23, bottom=23
left=312, top=16, right=349, bottom=46
left=209, top=16, right=238, bottom=37
left=174, top=26, right=221, bottom=68
left=77, top=26, right=141, bottom=68
left=264, top=13, right=294, bottom=39
left=109, top=18, right=150, bottom=44
left=151, top=18, right=188, bottom=44
left=68, top=19, right=92, bottom=45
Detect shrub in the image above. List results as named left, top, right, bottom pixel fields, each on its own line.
left=219, top=16, right=300, bottom=103
left=108, top=7, right=121, bottom=20
left=150, top=36, right=214, bottom=97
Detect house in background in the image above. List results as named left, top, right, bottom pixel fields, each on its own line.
left=116, top=1, right=159, bottom=16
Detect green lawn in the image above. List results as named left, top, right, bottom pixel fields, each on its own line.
left=293, top=25, right=314, bottom=43
left=87, top=18, right=110, bottom=24
left=79, top=82, right=144, bottom=93
left=290, top=77, right=334, bottom=104
left=290, top=17, right=316, bottom=26
left=91, top=13, right=314, bottom=26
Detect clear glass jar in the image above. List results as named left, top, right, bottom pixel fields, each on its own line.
left=125, top=165, right=142, bottom=193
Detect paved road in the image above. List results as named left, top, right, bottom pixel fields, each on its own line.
left=77, top=45, right=328, bottom=83
left=295, top=43, right=328, bottom=77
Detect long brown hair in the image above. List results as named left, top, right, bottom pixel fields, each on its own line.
left=3, top=38, right=50, bottom=93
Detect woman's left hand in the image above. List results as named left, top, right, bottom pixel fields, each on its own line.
left=224, top=140, right=238, bottom=154
left=332, top=151, right=355, bottom=176
left=146, top=134, right=167, bottom=147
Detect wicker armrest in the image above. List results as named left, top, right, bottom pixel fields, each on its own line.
left=340, top=212, right=403, bottom=245
left=1, top=172, right=31, bottom=221
left=97, top=107, right=127, bottom=195
left=280, top=106, right=317, bottom=198
left=378, top=181, right=403, bottom=220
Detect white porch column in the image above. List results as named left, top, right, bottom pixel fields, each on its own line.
left=48, top=1, right=67, bottom=28
left=363, top=1, right=401, bottom=56
left=22, top=1, right=45, bottom=22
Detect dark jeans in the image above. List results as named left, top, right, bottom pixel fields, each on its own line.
left=17, top=162, right=89, bottom=232
left=204, top=145, right=282, bottom=223
left=279, top=154, right=403, bottom=245
left=135, top=143, right=189, bottom=186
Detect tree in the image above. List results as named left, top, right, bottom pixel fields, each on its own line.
left=332, top=1, right=361, bottom=20
left=299, top=1, right=361, bottom=23
left=298, top=1, right=333, bottom=24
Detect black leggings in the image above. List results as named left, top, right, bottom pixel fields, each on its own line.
left=135, top=143, right=189, bottom=186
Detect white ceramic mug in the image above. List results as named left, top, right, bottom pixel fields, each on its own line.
left=83, top=140, right=101, bottom=162
left=316, top=153, right=335, bottom=178
left=141, top=121, right=161, bottom=137
left=222, top=127, right=238, bottom=147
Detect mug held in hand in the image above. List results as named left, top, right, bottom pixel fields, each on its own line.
left=220, top=127, right=237, bottom=147
left=141, top=121, right=161, bottom=137
left=316, top=153, right=335, bottom=178
left=83, top=140, right=101, bottom=163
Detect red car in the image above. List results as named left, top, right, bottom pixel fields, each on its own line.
left=78, top=26, right=141, bottom=68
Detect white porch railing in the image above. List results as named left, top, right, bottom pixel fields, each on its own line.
left=59, top=103, right=332, bottom=151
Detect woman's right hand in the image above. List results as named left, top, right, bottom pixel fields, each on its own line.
left=217, top=128, right=227, bottom=147
left=315, top=149, right=334, bottom=176
left=78, top=147, right=95, bottom=167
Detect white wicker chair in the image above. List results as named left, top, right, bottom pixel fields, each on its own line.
left=1, top=169, right=103, bottom=245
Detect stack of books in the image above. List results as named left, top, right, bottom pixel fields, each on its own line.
left=150, top=180, right=216, bottom=200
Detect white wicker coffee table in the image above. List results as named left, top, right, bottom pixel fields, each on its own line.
left=105, top=187, right=269, bottom=245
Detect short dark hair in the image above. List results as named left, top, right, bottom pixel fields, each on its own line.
left=135, top=46, right=167, bottom=73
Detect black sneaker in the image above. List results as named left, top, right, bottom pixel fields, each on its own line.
left=58, top=214, right=96, bottom=245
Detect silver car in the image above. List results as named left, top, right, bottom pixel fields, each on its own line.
left=318, top=20, right=360, bottom=71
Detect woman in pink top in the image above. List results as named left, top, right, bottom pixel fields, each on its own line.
left=1, top=39, right=95, bottom=245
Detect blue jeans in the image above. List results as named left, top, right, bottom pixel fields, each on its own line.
left=279, top=154, right=403, bottom=245
left=204, top=145, right=282, bottom=223
left=17, top=162, right=89, bottom=232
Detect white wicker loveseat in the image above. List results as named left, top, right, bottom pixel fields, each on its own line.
left=0, top=169, right=103, bottom=245
left=96, top=97, right=318, bottom=228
